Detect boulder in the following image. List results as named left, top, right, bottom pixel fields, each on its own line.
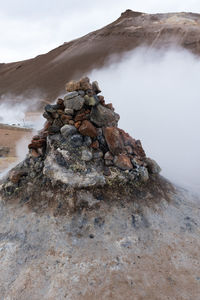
left=103, top=127, right=124, bottom=155
left=90, top=104, right=119, bottom=127
left=78, top=120, right=97, bottom=138
left=114, top=154, right=133, bottom=170
left=60, top=125, right=77, bottom=138
left=64, top=95, right=85, bottom=111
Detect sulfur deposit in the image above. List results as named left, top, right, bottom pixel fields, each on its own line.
left=1, top=77, right=161, bottom=211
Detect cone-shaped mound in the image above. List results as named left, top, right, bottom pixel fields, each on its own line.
left=0, top=77, right=162, bottom=212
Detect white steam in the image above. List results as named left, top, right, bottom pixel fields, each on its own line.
left=89, top=47, right=200, bottom=193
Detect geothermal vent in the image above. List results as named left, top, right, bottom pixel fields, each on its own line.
left=1, top=77, right=162, bottom=212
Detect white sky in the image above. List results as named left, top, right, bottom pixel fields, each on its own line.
left=1, top=0, right=200, bottom=63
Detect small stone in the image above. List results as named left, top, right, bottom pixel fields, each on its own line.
left=61, top=114, right=72, bottom=124
left=78, top=90, right=85, bottom=97
left=92, top=81, right=101, bottom=94
left=104, top=127, right=124, bottom=155
left=104, top=151, right=114, bottom=160
left=51, top=112, right=59, bottom=119
left=114, top=154, right=133, bottom=170
left=69, top=134, right=83, bottom=147
left=81, top=149, right=93, bottom=161
left=43, top=111, right=53, bottom=122
left=138, top=166, right=149, bottom=182
left=56, top=98, right=65, bottom=110
left=93, top=150, right=103, bottom=159
left=65, top=81, right=80, bottom=92
left=9, top=170, right=23, bottom=184
left=64, top=108, right=74, bottom=115
left=60, top=125, right=77, bottom=138
left=69, top=120, right=74, bottom=125
left=44, top=104, right=57, bottom=113
left=78, top=120, right=97, bottom=138
left=64, top=91, right=79, bottom=100
left=31, top=149, right=40, bottom=158
left=90, top=140, right=99, bottom=149
left=90, top=104, right=119, bottom=127
left=145, top=158, right=161, bottom=174
left=64, top=95, right=85, bottom=111
left=84, top=95, right=98, bottom=106
left=74, top=112, right=88, bottom=122
left=74, top=121, right=82, bottom=129
left=125, top=145, right=133, bottom=154
left=84, top=136, right=92, bottom=146
left=104, top=160, right=113, bottom=166
left=79, top=77, right=92, bottom=91
left=103, top=166, right=111, bottom=176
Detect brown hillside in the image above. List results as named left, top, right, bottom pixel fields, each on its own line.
left=1, top=10, right=200, bottom=104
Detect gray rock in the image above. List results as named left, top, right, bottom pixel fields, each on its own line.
left=60, top=125, right=77, bottom=138
left=64, top=95, right=85, bottom=111
left=81, top=149, right=93, bottom=161
left=76, top=191, right=100, bottom=208
left=69, top=134, right=83, bottom=147
left=84, top=136, right=92, bottom=147
left=138, top=166, right=149, bottom=182
left=78, top=90, right=85, bottom=97
left=44, top=104, right=57, bottom=113
left=64, top=108, right=74, bottom=115
left=145, top=158, right=161, bottom=174
left=64, top=91, right=78, bottom=100
left=93, top=150, right=103, bottom=159
left=90, top=104, right=120, bottom=127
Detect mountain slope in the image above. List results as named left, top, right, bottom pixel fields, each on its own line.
left=1, top=10, right=200, bottom=103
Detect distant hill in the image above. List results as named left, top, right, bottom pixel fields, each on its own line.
left=1, top=10, right=200, bottom=105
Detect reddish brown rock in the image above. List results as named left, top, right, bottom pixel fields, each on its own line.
left=114, top=154, right=133, bottom=170
left=78, top=120, right=97, bottom=138
left=119, top=129, right=146, bottom=158
left=104, top=127, right=124, bottom=155
left=9, top=170, right=24, bottom=184
left=28, top=138, right=46, bottom=149
left=61, top=114, right=72, bottom=124
left=74, top=121, right=82, bottom=129
left=91, top=140, right=99, bottom=150
left=74, top=112, right=88, bottom=122
left=31, top=149, right=40, bottom=158
left=56, top=98, right=65, bottom=110
left=98, top=95, right=105, bottom=106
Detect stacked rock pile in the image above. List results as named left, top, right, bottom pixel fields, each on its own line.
left=28, top=77, right=152, bottom=174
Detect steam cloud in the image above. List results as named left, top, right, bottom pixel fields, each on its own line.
left=89, top=47, right=200, bottom=193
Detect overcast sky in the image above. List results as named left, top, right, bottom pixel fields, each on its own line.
left=1, top=0, right=200, bottom=63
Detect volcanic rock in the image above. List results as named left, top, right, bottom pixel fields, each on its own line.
left=114, top=154, right=133, bottom=170
left=104, top=127, right=124, bottom=155
left=78, top=120, right=97, bottom=138
left=64, top=95, right=85, bottom=111
left=90, top=104, right=119, bottom=127
left=60, top=124, right=77, bottom=137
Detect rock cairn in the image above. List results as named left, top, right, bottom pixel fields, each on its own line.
left=1, top=77, right=161, bottom=209
left=28, top=77, right=154, bottom=174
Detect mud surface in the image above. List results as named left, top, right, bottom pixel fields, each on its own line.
left=0, top=182, right=199, bottom=300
